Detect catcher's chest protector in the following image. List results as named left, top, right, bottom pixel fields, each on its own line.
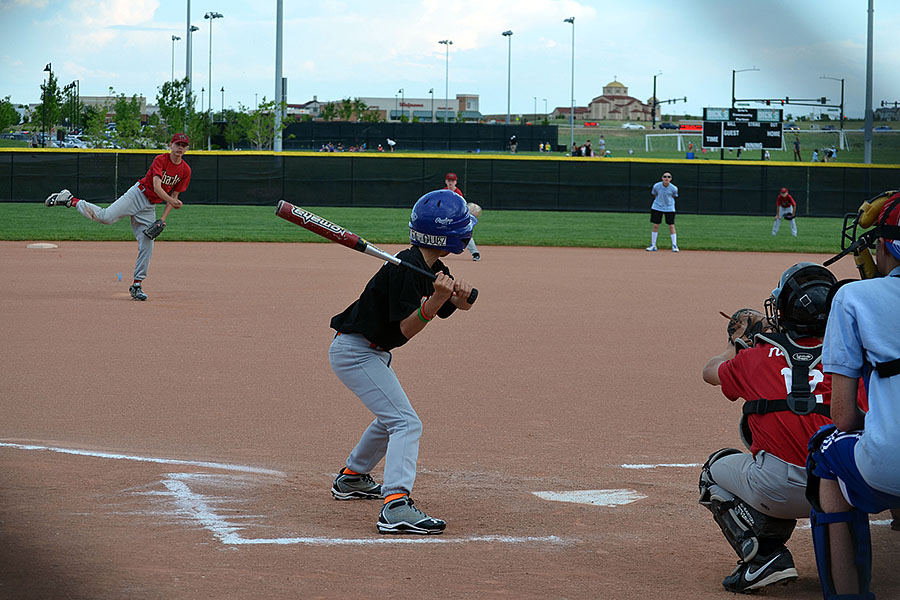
left=739, top=333, right=827, bottom=448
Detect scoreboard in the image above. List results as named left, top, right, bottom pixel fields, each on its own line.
left=702, top=108, right=783, bottom=149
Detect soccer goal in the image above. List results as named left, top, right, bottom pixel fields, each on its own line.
left=645, top=133, right=704, bottom=152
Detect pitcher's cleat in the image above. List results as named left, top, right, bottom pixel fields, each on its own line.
left=45, top=189, right=74, bottom=207
left=129, top=284, right=148, bottom=301
left=331, top=468, right=382, bottom=500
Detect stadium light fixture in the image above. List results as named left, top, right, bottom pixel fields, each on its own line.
left=204, top=11, right=224, bottom=150
left=439, top=40, right=453, bottom=125
left=502, top=30, right=513, bottom=125
left=564, top=18, right=575, bottom=153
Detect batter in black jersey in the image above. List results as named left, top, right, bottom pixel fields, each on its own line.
left=328, top=189, right=477, bottom=535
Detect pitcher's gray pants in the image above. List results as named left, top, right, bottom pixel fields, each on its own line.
left=329, top=332, right=422, bottom=497
left=75, top=183, right=156, bottom=281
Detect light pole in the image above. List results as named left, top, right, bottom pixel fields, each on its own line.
left=439, top=39, right=452, bottom=123
left=42, top=62, right=51, bottom=147
left=429, top=88, right=434, bottom=122
left=171, top=35, right=181, bottom=81
left=543, top=98, right=547, bottom=123
left=652, top=71, right=662, bottom=129
left=200, top=87, right=205, bottom=114
left=220, top=86, right=225, bottom=115
left=204, top=10, right=223, bottom=150
left=399, top=88, right=404, bottom=121
left=564, top=17, right=575, bottom=153
left=186, top=25, right=199, bottom=113
left=502, top=30, right=513, bottom=125
left=731, top=66, right=759, bottom=108
left=820, top=75, right=845, bottom=130
left=534, top=97, right=537, bottom=123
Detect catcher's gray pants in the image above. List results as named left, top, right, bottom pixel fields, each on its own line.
left=710, top=450, right=810, bottom=520
left=329, top=332, right=421, bottom=497
left=75, top=183, right=156, bottom=281
left=772, top=205, right=797, bottom=236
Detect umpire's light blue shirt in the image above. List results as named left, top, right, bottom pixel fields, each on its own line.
left=823, top=265, right=900, bottom=496
left=651, top=181, right=678, bottom=212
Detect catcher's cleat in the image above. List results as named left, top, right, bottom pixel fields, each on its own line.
left=377, top=496, right=445, bottom=535
left=722, top=548, right=798, bottom=594
left=45, top=189, right=74, bottom=207
left=129, top=284, right=147, bottom=301
left=645, top=245, right=658, bottom=252
left=331, top=468, right=382, bottom=500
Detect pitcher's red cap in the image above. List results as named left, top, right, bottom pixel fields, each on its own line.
left=780, top=187, right=788, bottom=194
left=445, top=172, right=457, bottom=180
left=171, top=133, right=190, bottom=145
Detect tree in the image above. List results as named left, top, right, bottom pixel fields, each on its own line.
left=156, top=78, right=194, bottom=140
left=222, top=107, right=248, bottom=150
left=110, top=88, right=142, bottom=145
left=0, top=96, right=20, bottom=131
left=81, top=104, right=107, bottom=147
left=243, top=98, right=286, bottom=150
left=37, top=71, right=61, bottom=138
left=338, top=98, right=354, bottom=121
left=320, top=102, right=337, bottom=122
left=352, top=97, right=368, bottom=121
left=359, top=110, right=382, bottom=123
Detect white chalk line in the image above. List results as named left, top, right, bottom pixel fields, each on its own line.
left=161, top=474, right=567, bottom=546
left=621, top=463, right=702, bottom=469
left=0, top=441, right=568, bottom=546
left=0, top=441, right=284, bottom=476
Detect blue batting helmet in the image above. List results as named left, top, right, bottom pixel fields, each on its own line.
left=409, top=190, right=477, bottom=254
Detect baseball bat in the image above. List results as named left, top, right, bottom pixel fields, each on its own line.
left=275, top=200, right=477, bottom=304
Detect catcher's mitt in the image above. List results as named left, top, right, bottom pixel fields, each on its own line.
left=719, top=308, right=768, bottom=351
left=784, top=212, right=795, bottom=220
left=143, top=219, right=166, bottom=240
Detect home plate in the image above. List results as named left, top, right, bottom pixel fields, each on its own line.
left=532, top=489, right=647, bottom=507
left=27, top=243, right=59, bottom=249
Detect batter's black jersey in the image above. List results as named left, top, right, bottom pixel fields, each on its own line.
left=330, top=246, right=457, bottom=350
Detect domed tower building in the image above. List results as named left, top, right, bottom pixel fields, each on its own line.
left=587, top=79, right=658, bottom=122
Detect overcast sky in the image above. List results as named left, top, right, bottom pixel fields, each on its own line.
left=1, top=0, right=898, bottom=119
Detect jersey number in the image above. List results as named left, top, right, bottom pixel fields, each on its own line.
left=779, top=367, right=825, bottom=404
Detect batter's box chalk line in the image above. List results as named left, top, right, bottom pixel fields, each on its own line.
left=0, top=441, right=570, bottom=547
left=621, top=463, right=702, bottom=469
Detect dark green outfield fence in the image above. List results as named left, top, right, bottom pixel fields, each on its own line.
left=2, top=150, right=897, bottom=217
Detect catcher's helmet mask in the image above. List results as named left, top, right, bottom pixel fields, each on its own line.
left=765, top=262, right=837, bottom=336
left=409, top=189, right=477, bottom=254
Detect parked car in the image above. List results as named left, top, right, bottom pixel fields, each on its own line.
left=621, top=122, right=645, bottom=130
left=784, top=123, right=799, bottom=131
left=875, top=125, right=892, bottom=131
left=658, top=122, right=678, bottom=130
left=821, top=125, right=837, bottom=131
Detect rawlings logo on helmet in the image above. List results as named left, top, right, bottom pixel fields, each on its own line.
left=434, top=217, right=454, bottom=225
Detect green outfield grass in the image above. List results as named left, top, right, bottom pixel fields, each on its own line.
left=1, top=202, right=848, bottom=254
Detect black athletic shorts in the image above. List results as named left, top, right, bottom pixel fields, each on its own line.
left=650, top=209, right=675, bottom=225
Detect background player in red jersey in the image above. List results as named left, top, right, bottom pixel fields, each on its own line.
left=772, top=187, right=797, bottom=237
left=697, top=263, right=865, bottom=594
left=44, top=133, right=192, bottom=300
left=444, top=172, right=481, bottom=261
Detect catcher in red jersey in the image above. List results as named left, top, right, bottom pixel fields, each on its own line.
left=697, top=263, right=867, bottom=595
left=44, top=133, right=191, bottom=301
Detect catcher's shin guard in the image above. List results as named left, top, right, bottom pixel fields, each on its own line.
left=806, top=428, right=875, bottom=600
left=699, top=448, right=796, bottom=562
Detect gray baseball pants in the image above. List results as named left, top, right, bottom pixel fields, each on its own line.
left=329, top=332, right=422, bottom=497
left=710, top=449, right=811, bottom=520
left=75, top=182, right=156, bottom=281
